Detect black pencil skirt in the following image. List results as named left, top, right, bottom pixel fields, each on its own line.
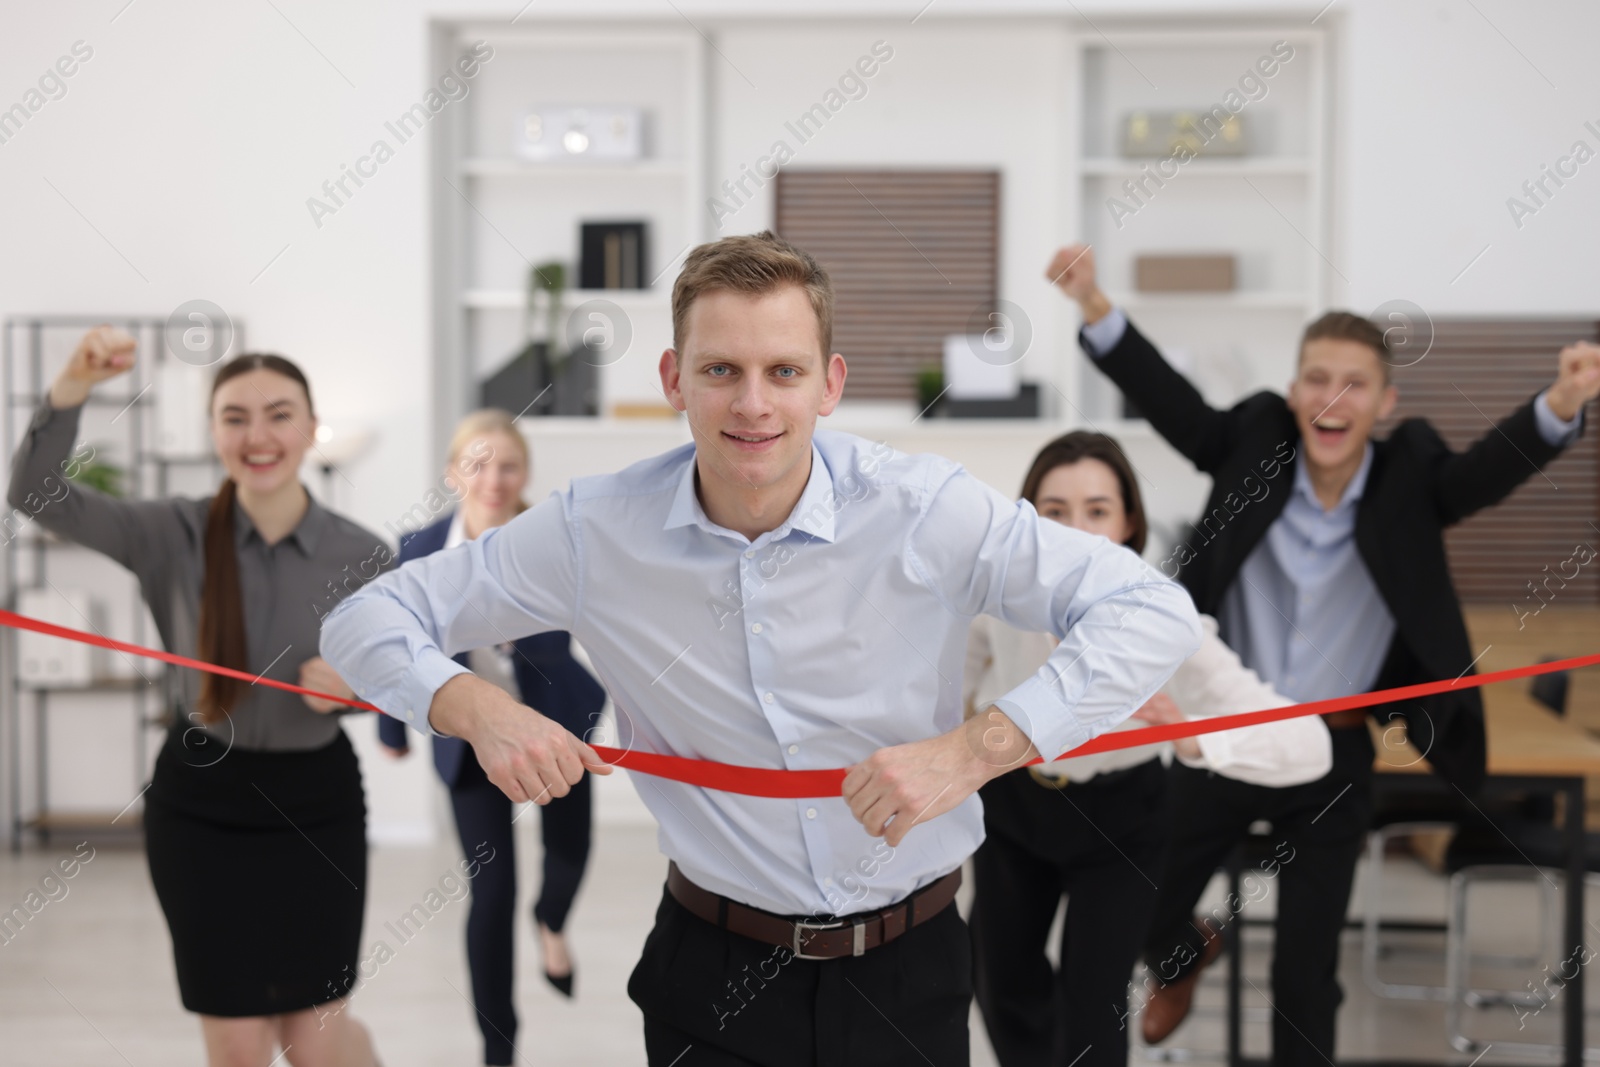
left=143, top=723, right=368, bottom=1018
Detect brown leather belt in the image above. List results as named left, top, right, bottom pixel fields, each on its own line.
left=1325, top=708, right=1368, bottom=729
left=665, top=861, right=961, bottom=960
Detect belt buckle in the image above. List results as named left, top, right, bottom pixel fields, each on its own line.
left=792, top=916, right=864, bottom=960
left=1027, top=766, right=1070, bottom=789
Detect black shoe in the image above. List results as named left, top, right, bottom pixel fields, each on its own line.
left=538, top=919, right=575, bottom=998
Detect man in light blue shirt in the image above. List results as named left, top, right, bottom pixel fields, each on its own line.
left=322, top=231, right=1201, bottom=1066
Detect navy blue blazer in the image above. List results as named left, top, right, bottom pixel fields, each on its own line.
left=374, top=511, right=608, bottom=788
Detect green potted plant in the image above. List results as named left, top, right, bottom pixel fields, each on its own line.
left=915, top=365, right=946, bottom=417
left=530, top=260, right=566, bottom=366
left=499, top=261, right=568, bottom=418
left=65, top=450, right=124, bottom=497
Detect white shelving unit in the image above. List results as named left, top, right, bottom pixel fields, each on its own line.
left=2, top=317, right=227, bottom=850
left=458, top=158, right=693, bottom=178
left=461, top=288, right=673, bottom=311
left=1080, top=157, right=1313, bottom=177
left=431, top=23, right=705, bottom=447
left=425, top=17, right=1331, bottom=445
left=1069, top=25, right=1331, bottom=420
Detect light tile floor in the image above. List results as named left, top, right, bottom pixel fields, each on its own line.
left=2, top=824, right=1596, bottom=1065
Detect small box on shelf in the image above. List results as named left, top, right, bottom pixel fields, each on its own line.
left=1134, top=254, right=1236, bottom=293
left=1121, top=110, right=1248, bottom=158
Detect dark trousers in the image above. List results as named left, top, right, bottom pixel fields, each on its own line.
left=628, top=884, right=973, bottom=1066
left=450, top=750, right=593, bottom=1066
left=970, top=758, right=1168, bottom=1067
left=1142, top=725, right=1375, bottom=1067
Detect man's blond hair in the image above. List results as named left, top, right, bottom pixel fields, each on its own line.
left=671, top=230, right=834, bottom=360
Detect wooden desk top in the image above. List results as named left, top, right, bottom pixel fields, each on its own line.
left=1375, top=681, right=1600, bottom=778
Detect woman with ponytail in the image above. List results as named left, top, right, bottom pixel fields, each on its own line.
left=6, top=326, right=386, bottom=1067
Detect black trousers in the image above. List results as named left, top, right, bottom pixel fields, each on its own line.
left=970, top=758, right=1168, bottom=1067
left=628, top=884, right=973, bottom=1066
left=1142, top=725, right=1375, bottom=1067
left=450, top=749, right=593, bottom=1066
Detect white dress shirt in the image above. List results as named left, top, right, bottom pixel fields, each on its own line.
left=443, top=510, right=520, bottom=698
left=321, top=430, right=1201, bottom=915
left=966, top=614, right=1331, bottom=786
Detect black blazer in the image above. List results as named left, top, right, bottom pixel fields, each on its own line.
left=375, top=512, right=607, bottom=788
left=1086, top=320, right=1578, bottom=793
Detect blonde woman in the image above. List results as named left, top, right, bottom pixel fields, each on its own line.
left=7, top=327, right=384, bottom=1067
left=377, top=410, right=606, bottom=1067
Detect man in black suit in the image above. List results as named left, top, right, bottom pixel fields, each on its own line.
left=1046, top=243, right=1600, bottom=1066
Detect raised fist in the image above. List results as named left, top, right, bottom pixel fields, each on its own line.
left=49, top=326, right=136, bottom=408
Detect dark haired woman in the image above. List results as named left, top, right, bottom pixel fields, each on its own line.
left=7, top=326, right=386, bottom=1067
left=965, top=431, right=1331, bottom=1067
left=377, top=408, right=607, bottom=1067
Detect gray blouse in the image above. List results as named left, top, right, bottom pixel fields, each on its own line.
left=6, top=400, right=394, bottom=751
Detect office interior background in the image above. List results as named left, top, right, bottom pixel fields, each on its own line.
left=2, top=1, right=1598, bottom=1063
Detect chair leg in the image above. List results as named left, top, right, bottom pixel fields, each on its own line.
left=1445, top=865, right=1581, bottom=1057
left=1363, top=822, right=1456, bottom=1001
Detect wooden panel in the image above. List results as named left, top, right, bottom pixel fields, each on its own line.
left=774, top=170, right=1000, bottom=402
left=1377, top=319, right=1600, bottom=605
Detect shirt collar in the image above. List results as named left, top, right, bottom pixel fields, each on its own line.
left=663, top=442, right=838, bottom=544
left=444, top=508, right=467, bottom=550
left=232, top=486, right=325, bottom=556
left=1292, top=440, right=1375, bottom=513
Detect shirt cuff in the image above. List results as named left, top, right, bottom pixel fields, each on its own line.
left=992, top=678, right=1092, bottom=766
left=1189, top=728, right=1232, bottom=771
left=398, top=649, right=473, bottom=736
left=1079, top=307, right=1129, bottom=358
left=1534, top=389, right=1584, bottom=446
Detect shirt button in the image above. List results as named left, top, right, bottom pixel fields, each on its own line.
left=744, top=549, right=756, bottom=559
left=787, top=743, right=799, bottom=754
left=764, top=692, right=775, bottom=704
left=805, top=807, right=817, bottom=819
left=751, top=622, right=763, bottom=634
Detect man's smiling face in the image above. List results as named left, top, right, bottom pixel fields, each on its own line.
left=1287, top=336, right=1398, bottom=475
left=660, top=284, right=846, bottom=502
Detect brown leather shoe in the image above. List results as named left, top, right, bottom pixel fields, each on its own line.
left=1141, top=920, right=1225, bottom=1045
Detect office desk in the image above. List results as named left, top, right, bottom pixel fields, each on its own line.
left=1223, top=684, right=1600, bottom=1067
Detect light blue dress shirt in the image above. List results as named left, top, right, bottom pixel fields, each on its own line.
left=1082, top=307, right=1581, bottom=706
left=321, top=429, right=1201, bottom=915
left=1216, top=446, right=1395, bottom=704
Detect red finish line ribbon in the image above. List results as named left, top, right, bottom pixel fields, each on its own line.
left=3, top=606, right=1597, bottom=799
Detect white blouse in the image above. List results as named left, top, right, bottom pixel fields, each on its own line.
left=445, top=510, right=520, bottom=698
left=964, top=613, right=1332, bottom=786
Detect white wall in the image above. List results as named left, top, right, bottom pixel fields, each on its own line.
left=1334, top=1, right=1599, bottom=315
left=3, top=0, right=1596, bottom=842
